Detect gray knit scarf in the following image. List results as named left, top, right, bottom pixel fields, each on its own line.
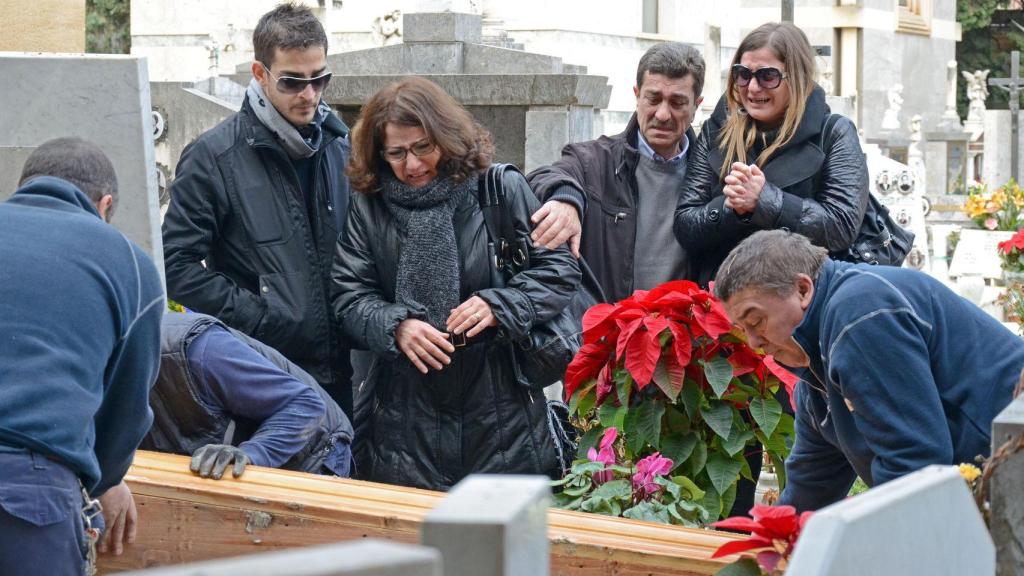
left=246, top=78, right=329, bottom=160
left=380, top=173, right=475, bottom=330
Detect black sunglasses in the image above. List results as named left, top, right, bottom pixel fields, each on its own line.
left=262, top=64, right=333, bottom=94
left=731, top=65, right=787, bottom=90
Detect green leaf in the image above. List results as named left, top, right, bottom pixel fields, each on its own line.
left=714, top=558, right=763, bottom=576
left=703, top=356, right=734, bottom=398
left=700, top=481, right=722, bottom=521
left=652, top=355, right=684, bottom=402
left=702, top=401, right=735, bottom=440
left=574, top=383, right=597, bottom=419
left=616, top=371, right=633, bottom=407
left=706, top=452, right=743, bottom=496
left=687, top=438, right=708, bottom=477
left=770, top=452, right=787, bottom=491
left=590, top=479, right=632, bottom=502
left=661, top=432, right=698, bottom=473
left=680, top=381, right=702, bottom=420
left=749, top=396, right=783, bottom=438
left=568, top=381, right=595, bottom=416
left=720, top=481, right=738, bottom=519
left=635, top=400, right=666, bottom=451
left=576, top=427, right=603, bottom=459
left=623, top=501, right=671, bottom=524
left=721, top=428, right=755, bottom=458
left=598, top=402, right=627, bottom=430
left=671, top=474, right=706, bottom=502
left=739, top=452, right=753, bottom=482
left=569, top=460, right=606, bottom=475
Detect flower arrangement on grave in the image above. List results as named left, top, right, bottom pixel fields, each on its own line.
left=997, top=229, right=1024, bottom=274
left=557, top=280, right=798, bottom=523
left=552, top=427, right=710, bottom=526
left=710, top=504, right=813, bottom=576
left=963, top=179, right=1024, bottom=231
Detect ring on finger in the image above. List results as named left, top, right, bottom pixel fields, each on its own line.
left=471, top=312, right=481, bottom=321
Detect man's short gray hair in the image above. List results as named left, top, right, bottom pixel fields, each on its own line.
left=713, top=230, right=828, bottom=301
left=636, top=42, right=705, bottom=100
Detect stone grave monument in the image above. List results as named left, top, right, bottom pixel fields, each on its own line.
left=787, top=466, right=995, bottom=576
left=0, top=52, right=164, bottom=269
left=990, top=394, right=1024, bottom=576
left=228, top=11, right=611, bottom=173
left=925, top=62, right=970, bottom=197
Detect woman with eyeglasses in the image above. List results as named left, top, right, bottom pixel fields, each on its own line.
left=331, top=76, right=581, bottom=490
left=673, top=21, right=869, bottom=287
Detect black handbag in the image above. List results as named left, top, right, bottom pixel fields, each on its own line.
left=477, top=164, right=606, bottom=390
left=821, top=114, right=916, bottom=266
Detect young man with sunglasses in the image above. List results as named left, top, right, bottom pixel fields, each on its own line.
left=526, top=42, right=705, bottom=302
left=163, top=3, right=355, bottom=417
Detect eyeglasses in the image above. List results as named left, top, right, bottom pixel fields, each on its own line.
left=731, top=65, right=788, bottom=90
left=262, top=63, right=332, bottom=94
left=381, top=139, right=437, bottom=163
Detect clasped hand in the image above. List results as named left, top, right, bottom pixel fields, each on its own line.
left=395, top=296, right=497, bottom=374
left=722, top=162, right=766, bottom=215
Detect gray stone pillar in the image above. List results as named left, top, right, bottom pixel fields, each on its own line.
left=991, top=395, right=1024, bottom=576
left=119, top=540, right=442, bottom=576
left=421, top=475, right=551, bottom=576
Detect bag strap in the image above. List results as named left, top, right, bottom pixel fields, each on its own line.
left=477, top=164, right=527, bottom=275
left=820, top=113, right=840, bottom=152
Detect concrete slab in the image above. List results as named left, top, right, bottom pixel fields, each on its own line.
left=421, top=475, right=550, bottom=576
left=0, top=146, right=35, bottom=201
left=119, top=540, right=442, bottom=576
left=991, top=395, right=1024, bottom=576
left=0, top=52, right=163, bottom=269
left=787, top=466, right=994, bottom=576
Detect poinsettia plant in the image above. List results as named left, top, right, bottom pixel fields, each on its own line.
left=997, top=229, right=1024, bottom=274
left=711, top=504, right=813, bottom=575
left=552, top=427, right=710, bottom=527
left=562, top=280, right=797, bottom=521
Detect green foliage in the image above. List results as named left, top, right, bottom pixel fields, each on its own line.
left=87, top=0, right=130, bottom=54
left=714, top=558, right=764, bottom=576
left=956, top=2, right=1024, bottom=117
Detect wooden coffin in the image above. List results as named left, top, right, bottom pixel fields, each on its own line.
left=100, top=451, right=740, bottom=575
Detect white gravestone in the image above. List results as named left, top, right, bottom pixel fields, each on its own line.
left=949, top=229, right=1014, bottom=280
left=421, top=475, right=550, bottom=576
left=787, top=466, right=995, bottom=576
left=0, top=52, right=163, bottom=270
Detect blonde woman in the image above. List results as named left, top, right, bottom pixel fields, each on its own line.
left=673, top=22, right=868, bottom=287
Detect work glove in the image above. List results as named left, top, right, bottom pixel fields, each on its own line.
left=190, top=444, right=250, bottom=480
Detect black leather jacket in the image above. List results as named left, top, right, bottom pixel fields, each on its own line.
left=162, top=100, right=354, bottom=414
left=527, top=114, right=696, bottom=302
left=331, top=169, right=580, bottom=490
left=674, top=87, right=868, bottom=286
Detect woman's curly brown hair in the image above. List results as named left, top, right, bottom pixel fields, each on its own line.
left=347, top=76, right=494, bottom=193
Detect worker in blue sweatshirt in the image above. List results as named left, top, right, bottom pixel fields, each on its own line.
left=714, top=229, right=1023, bottom=512
left=142, top=312, right=353, bottom=479
left=0, top=138, right=164, bottom=574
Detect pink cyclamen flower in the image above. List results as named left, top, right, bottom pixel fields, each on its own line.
left=587, top=427, right=618, bottom=485
left=985, top=217, right=999, bottom=230
left=632, top=452, right=674, bottom=500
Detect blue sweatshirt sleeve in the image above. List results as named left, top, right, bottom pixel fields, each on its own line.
left=827, top=308, right=952, bottom=486
left=187, top=326, right=325, bottom=468
left=778, top=382, right=857, bottom=512
left=91, top=245, right=164, bottom=496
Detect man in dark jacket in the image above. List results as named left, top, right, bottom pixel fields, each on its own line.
left=0, top=138, right=164, bottom=574
left=716, top=230, right=1024, bottom=512
left=527, top=42, right=704, bottom=302
left=142, top=312, right=353, bottom=480
left=162, top=4, right=354, bottom=416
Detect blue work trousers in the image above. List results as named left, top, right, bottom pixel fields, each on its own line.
left=0, top=446, right=88, bottom=576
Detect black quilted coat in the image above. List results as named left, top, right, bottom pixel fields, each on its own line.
left=673, top=86, right=869, bottom=286
left=331, top=169, right=581, bottom=490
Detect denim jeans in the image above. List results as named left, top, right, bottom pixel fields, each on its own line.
left=0, top=446, right=87, bottom=576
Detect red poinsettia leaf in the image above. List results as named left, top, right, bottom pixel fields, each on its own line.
left=711, top=516, right=763, bottom=533
left=709, top=536, right=774, bottom=559
left=764, top=356, right=799, bottom=406
left=564, top=341, right=613, bottom=398
left=667, top=321, right=693, bottom=368
left=595, top=360, right=616, bottom=407
left=582, top=302, right=621, bottom=344
left=727, top=342, right=763, bottom=377
left=756, top=551, right=784, bottom=574
left=642, top=280, right=701, bottom=303
left=625, top=328, right=660, bottom=389
left=643, top=314, right=670, bottom=337
left=750, top=505, right=800, bottom=540
left=616, top=318, right=644, bottom=361
left=700, top=298, right=734, bottom=339
left=649, top=291, right=695, bottom=311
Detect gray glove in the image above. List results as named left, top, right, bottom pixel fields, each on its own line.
left=190, top=444, right=250, bottom=480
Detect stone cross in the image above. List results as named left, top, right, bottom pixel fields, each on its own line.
left=990, top=51, right=1024, bottom=182
left=939, top=60, right=963, bottom=129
